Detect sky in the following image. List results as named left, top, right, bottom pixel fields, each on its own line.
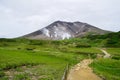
left=0, top=0, right=120, bottom=38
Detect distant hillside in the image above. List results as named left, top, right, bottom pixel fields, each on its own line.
left=22, top=21, right=110, bottom=40
left=85, top=31, right=120, bottom=47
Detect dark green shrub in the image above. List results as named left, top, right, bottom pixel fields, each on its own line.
left=0, top=77, right=8, bottom=80
left=112, top=56, right=120, bottom=60
left=75, top=44, right=91, bottom=48
left=26, top=48, right=35, bottom=51
left=51, top=40, right=61, bottom=45
left=14, top=73, right=30, bottom=80
left=0, top=71, right=5, bottom=77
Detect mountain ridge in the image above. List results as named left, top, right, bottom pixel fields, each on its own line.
left=22, top=21, right=110, bottom=40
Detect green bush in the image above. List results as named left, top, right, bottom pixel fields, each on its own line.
left=14, top=73, right=30, bottom=80
left=0, top=71, right=5, bottom=77
left=75, top=44, right=91, bottom=48
left=112, top=56, right=120, bottom=60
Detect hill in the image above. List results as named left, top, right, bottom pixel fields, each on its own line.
left=85, top=31, right=120, bottom=47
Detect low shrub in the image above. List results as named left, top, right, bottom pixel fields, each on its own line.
left=75, top=44, right=91, bottom=48
left=0, top=71, right=5, bottom=77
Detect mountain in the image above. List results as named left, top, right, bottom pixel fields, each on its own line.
left=22, top=21, right=110, bottom=40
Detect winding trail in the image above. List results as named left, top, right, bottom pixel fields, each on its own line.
left=67, top=49, right=111, bottom=80
left=67, top=59, right=102, bottom=80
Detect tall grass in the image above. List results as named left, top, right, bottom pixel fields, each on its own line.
left=90, top=48, right=120, bottom=80
left=90, top=59, right=120, bottom=80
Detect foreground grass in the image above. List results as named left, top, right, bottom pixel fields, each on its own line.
left=0, top=46, right=87, bottom=80
left=0, top=49, right=69, bottom=80
left=90, top=48, right=120, bottom=80
left=90, top=59, right=120, bottom=80
left=3, top=64, right=66, bottom=80
left=0, top=49, right=68, bottom=70
left=0, top=38, right=119, bottom=80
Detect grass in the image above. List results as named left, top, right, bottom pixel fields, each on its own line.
left=0, top=38, right=119, bottom=80
left=106, top=48, right=120, bottom=60
left=90, top=59, right=120, bottom=80
left=0, top=39, right=92, bottom=80
left=0, top=48, right=69, bottom=80
left=4, top=64, right=66, bottom=80
left=106, top=48, right=120, bottom=56
left=0, top=49, right=67, bottom=69
left=90, top=48, right=120, bottom=80
left=68, top=47, right=102, bottom=54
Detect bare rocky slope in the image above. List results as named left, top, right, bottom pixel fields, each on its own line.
left=22, top=21, right=110, bottom=40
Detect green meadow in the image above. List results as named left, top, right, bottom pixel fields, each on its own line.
left=0, top=31, right=120, bottom=80
left=0, top=38, right=99, bottom=80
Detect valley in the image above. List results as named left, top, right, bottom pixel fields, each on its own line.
left=0, top=31, right=120, bottom=80
left=0, top=0, right=120, bottom=80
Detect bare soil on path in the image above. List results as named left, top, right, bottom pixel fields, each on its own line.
left=100, top=49, right=111, bottom=58
left=67, top=59, right=102, bottom=80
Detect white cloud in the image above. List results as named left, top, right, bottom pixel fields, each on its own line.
left=0, top=0, right=120, bottom=38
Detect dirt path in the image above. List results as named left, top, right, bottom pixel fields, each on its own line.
left=100, top=49, right=111, bottom=58
left=67, top=59, right=102, bottom=80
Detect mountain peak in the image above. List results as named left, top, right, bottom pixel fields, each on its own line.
left=53, top=20, right=72, bottom=24
left=54, top=20, right=81, bottom=23
left=54, top=20, right=63, bottom=23
left=22, top=21, right=110, bottom=40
